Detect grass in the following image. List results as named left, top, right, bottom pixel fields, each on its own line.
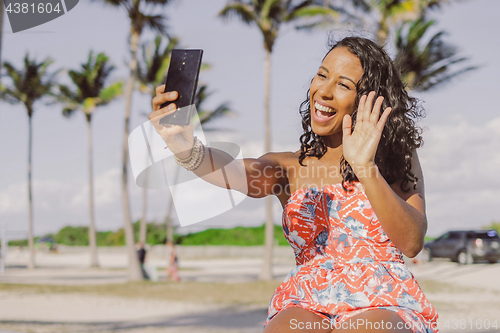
left=178, top=225, right=288, bottom=246
left=0, top=280, right=283, bottom=305
left=10, top=224, right=289, bottom=247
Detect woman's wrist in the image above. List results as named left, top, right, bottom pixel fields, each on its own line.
left=351, top=162, right=379, bottom=180
left=174, top=137, right=205, bottom=171
left=168, top=139, right=195, bottom=160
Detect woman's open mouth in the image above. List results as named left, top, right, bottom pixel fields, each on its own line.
left=312, top=101, right=337, bottom=123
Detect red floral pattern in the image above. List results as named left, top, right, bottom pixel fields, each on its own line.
left=265, top=181, right=439, bottom=333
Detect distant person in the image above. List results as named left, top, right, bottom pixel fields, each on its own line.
left=150, top=36, right=438, bottom=332
left=166, top=242, right=180, bottom=282
left=136, top=241, right=149, bottom=279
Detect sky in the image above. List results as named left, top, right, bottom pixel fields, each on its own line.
left=0, top=0, right=499, bottom=240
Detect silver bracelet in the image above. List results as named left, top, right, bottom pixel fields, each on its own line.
left=174, top=137, right=205, bottom=171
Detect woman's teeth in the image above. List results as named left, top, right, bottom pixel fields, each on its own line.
left=315, top=102, right=336, bottom=115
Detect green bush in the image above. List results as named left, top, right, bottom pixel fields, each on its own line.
left=8, top=239, right=28, bottom=246
left=7, top=223, right=290, bottom=247
left=483, top=221, right=500, bottom=234
left=177, top=224, right=288, bottom=246
left=55, top=226, right=89, bottom=246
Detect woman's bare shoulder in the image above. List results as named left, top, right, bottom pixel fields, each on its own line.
left=257, top=150, right=300, bottom=167
left=389, top=150, right=425, bottom=211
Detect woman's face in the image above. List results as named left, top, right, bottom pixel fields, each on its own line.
left=309, top=47, right=363, bottom=139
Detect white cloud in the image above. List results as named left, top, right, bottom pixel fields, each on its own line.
left=419, top=117, right=500, bottom=235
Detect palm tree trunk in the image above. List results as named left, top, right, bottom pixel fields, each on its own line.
left=87, top=117, right=99, bottom=267
left=27, top=113, right=35, bottom=269
left=166, top=199, right=174, bottom=246
left=139, top=125, right=154, bottom=245
left=165, top=200, right=175, bottom=278
left=122, top=29, right=143, bottom=281
left=165, top=165, right=180, bottom=246
left=260, top=48, right=274, bottom=281
left=139, top=186, right=147, bottom=245
left=165, top=164, right=181, bottom=278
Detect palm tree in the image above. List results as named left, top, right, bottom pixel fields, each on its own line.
left=219, top=0, right=337, bottom=280
left=57, top=51, right=123, bottom=267
left=0, top=54, right=58, bottom=269
left=92, top=0, right=172, bottom=281
left=367, top=0, right=447, bottom=46
left=137, top=35, right=233, bottom=262
left=394, top=17, right=476, bottom=91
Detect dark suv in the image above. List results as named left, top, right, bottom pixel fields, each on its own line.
left=423, top=230, right=500, bottom=265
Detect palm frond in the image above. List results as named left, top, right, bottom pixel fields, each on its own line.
left=137, top=35, right=179, bottom=96
left=99, top=81, right=124, bottom=103
left=0, top=84, right=22, bottom=104
left=57, top=50, right=120, bottom=117
left=2, top=62, right=23, bottom=88
left=219, top=3, right=257, bottom=25
left=143, top=0, right=175, bottom=4
left=394, top=17, right=477, bottom=91
left=1, top=55, right=57, bottom=112
left=144, top=14, right=168, bottom=34
left=193, top=84, right=235, bottom=126
left=261, top=0, right=282, bottom=20
left=285, top=5, right=339, bottom=21
left=90, top=0, right=125, bottom=6
left=199, top=102, right=233, bottom=125
left=418, top=65, right=477, bottom=91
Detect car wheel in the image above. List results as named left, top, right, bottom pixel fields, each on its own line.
left=457, top=250, right=473, bottom=265
left=488, top=259, right=498, bottom=264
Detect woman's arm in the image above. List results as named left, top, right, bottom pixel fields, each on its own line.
left=180, top=146, right=289, bottom=198
left=150, top=86, right=288, bottom=198
left=342, top=91, right=426, bottom=257
left=353, top=152, right=427, bottom=258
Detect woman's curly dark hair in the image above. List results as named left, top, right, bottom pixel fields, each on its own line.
left=298, top=36, right=425, bottom=192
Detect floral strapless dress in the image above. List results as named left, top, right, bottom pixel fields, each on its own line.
left=265, top=181, right=439, bottom=333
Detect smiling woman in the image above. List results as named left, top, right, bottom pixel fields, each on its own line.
left=150, top=36, right=437, bottom=333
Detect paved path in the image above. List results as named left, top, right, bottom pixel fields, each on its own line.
left=1, top=249, right=500, bottom=333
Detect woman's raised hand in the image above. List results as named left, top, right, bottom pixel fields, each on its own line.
left=342, top=91, right=392, bottom=176
left=150, top=84, right=194, bottom=158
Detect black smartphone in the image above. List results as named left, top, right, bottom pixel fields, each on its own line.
left=160, top=49, right=203, bottom=126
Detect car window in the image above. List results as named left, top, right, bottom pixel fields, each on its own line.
left=449, top=232, right=462, bottom=239
left=436, top=233, right=449, bottom=241
left=467, top=230, right=500, bottom=239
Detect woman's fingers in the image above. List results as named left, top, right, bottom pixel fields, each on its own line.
left=357, top=92, right=388, bottom=127
left=376, top=107, right=392, bottom=131
left=155, top=84, right=165, bottom=96
left=364, top=91, right=376, bottom=118
left=149, top=102, right=177, bottom=121
left=370, top=96, right=384, bottom=124
left=342, top=114, right=352, bottom=138
left=356, top=94, right=367, bottom=123
left=357, top=91, right=375, bottom=123
left=152, top=90, right=178, bottom=110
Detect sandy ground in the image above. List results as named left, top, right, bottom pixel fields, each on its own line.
left=0, top=248, right=499, bottom=333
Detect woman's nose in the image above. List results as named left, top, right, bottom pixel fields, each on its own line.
left=317, top=80, right=334, bottom=100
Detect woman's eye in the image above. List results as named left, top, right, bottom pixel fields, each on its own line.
left=317, top=73, right=326, bottom=79
left=340, top=83, right=350, bottom=89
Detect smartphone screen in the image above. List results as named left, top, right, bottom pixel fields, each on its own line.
left=160, top=49, right=203, bottom=126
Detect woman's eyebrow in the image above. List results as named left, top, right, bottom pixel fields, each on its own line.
left=339, top=75, right=356, bottom=85
left=318, top=67, right=356, bottom=85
